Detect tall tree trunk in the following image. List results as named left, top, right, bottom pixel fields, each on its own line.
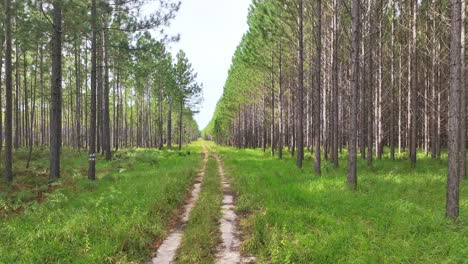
left=390, top=0, right=396, bottom=160
left=331, top=0, right=339, bottom=168
left=459, top=0, right=466, bottom=180
left=446, top=0, right=462, bottom=220
left=278, top=40, right=284, bottom=159
left=178, top=99, right=183, bottom=150
left=158, top=79, right=163, bottom=150
left=377, top=1, right=383, bottom=159
left=409, top=0, right=417, bottom=167
left=4, top=0, right=13, bottom=182
left=26, top=43, right=40, bottom=168
left=50, top=1, right=62, bottom=182
left=270, top=50, right=275, bottom=156
left=367, top=1, right=374, bottom=167
left=15, top=42, right=20, bottom=149
left=40, top=44, right=45, bottom=146
left=23, top=52, right=29, bottom=148
left=0, top=22, right=4, bottom=152
left=103, top=23, right=111, bottom=160
left=167, top=97, right=172, bottom=148
left=75, top=38, right=82, bottom=149
left=296, top=0, right=304, bottom=168
left=315, top=0, right=322, bottom=174
left=88, top=0, right=98, bottom=180
left=348, top=0, right=360, bottom=189
left=97, top=19, right=103, bottom=154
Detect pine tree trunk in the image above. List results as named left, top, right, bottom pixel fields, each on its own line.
left=158, top=79, right=163, bottom=150
left=331, top=0, right=339, bottom=168
left=103, top=23, right=111, bottom=160
left=0, top=25, right=4, bottom=152
left=314, top=0, right=322, bottom=174
left=459, top=0, right=466, bottom=180
left=446, top=0, right=462, bottom=220
left=88, top=0, right=98, bottom=180
left=409, top=0, right=417, bottom=167
left=271, top=50, right=275, bottom=156
left=347, top=0, right=360, bottom=189
left=278, top=41, right=283, bottom=160
left=367, top=1, right=374, bottom=167
left=167, top=97, right=172, bottom=148
left=75, top=38, right=82, bottom=149
left=50, top=1, right=62, bottom=182
left=178, top=99, right=183, bottom=150
left=26, top=43, right=40, bottom=168
left=390, top=0, right=396, bottom=160
left=15, top=42, right=20, bottom=149
left=296, top=0, right=304, bottom=168
left=4, top=0, right=13, bottom=182
left=23, top=52, right=29, bottom=148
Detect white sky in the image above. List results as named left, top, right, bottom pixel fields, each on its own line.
left=163, top=0, right=251, bottom=130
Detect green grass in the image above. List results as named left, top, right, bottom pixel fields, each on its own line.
left=176, top=143, right=223, bottom=264
left=218, top=146, right=468, bottom=264
left=0, top=147, right=102, bottom=216
left=0, top=141, right=204, bottom=263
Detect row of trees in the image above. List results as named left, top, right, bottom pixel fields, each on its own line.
left=205, top=0, right=465, bottom=219
left=1, top=0, right=202, bottom=181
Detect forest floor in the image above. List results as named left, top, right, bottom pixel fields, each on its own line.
left=1, top=141, right=467, bottom=263
left=218, top=146, right=468, bottom=264
left=0, top=142, right=203, bottom=263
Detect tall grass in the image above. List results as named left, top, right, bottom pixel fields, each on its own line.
left=0, top=142, right=204, bottom=263
left=219, top=146, right=468, bottom=264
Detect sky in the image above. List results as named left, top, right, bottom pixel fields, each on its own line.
left=161, top=0, right=252, bottom=130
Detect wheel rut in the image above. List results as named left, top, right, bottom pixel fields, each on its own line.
left=148, top=148, right=208, bottom=264
left=214, top=153, right=255, bottom=264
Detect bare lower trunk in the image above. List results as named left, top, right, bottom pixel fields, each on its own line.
left=347, top=0, right=360, bottom=189
left=50, top=1, right=62, bottom=182
left=167, top=98, right=172, bottom=148
left=446, top=0, right=462, bottom=220
left=103, top=24, right=111, bottom=160
left=4, top=0, right=13, bottom=182
left=88, top=0, right=98, bottom=181
left=296, top=0, right=304, bottom=169
left=315, top=0, right=322, bottom=174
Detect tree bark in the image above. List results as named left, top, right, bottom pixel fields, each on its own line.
left=347, top=0, right=360, bottom=189
left=296, top=0, right=304, bottom=168
left=4, top=0, right=13, bottom=182
left=315, top=0, right=322, bottom=174
left=178, top=99, right=183, bottom=150
left=103, top=21, right=111, bottom=160
left=367, top=1, right=374, bottom=167
left=88, top=0, right=98, bottom=180
left=50, top=0, right=63, bottom=182
left=459, top=0, right=466, bottom=179
left=167, top=97, right=172, bottom=148
left=278, top=40, right=284, bottom=160
left=446, top=0, right=462, bottom=220
left=409, top=0, right=417, bottom=167
left=331, top=0, right=339, bottom=168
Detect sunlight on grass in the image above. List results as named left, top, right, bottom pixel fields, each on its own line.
left=218, top=146, right=468, bottom=264
left=0, top=142, right=204, bottom=263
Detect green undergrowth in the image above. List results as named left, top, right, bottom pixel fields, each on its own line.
left=218, top=146, right=468, bottom=264
left=0, top=141, right=204, bottom=263
left=176, top=143, right=223, bottom=264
